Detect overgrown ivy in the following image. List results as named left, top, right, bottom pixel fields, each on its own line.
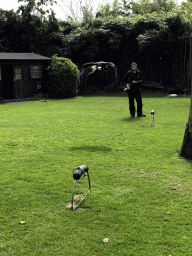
left=61, top=13, right=191, bottom=89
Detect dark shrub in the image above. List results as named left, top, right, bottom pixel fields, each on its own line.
left=47, top=55, right=79, bottom=98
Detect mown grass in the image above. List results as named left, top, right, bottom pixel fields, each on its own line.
left=0, top=93, right=192, bottom=255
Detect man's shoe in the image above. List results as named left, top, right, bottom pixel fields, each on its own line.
left=131, top=115, right=135, bottom=118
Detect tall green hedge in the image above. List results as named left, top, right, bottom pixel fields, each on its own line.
left=61, top=14, right=191, bottom=90
left=46, top=55, right=79, bottom=98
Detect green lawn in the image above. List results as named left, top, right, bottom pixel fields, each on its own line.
left=0, top=93, right=192, bottom=255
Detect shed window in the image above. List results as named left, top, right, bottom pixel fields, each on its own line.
left=30, top=65, right=42, bottom=79
left=15, top=68, right=22, bottom=80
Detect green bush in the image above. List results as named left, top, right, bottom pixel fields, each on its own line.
left=46, top=55, right=79, bottom=98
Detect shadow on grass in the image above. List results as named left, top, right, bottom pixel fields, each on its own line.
left=181, top=157, right=192, bottom=166
left=79, top=92, right=169, bottom=98
left=69, top=145, right=112, bottom=153
left=121, top=116, right=140, bottom=122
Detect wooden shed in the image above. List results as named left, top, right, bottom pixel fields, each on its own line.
left=0, top=52, right=52, bottom=99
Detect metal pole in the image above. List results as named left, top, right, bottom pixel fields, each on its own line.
left=151, top=110, right=155, bottom=127
left=87, top=172, right=91, bottom=190
left=151, top=115, right=154, bottom=127
left=71, top=179, right=76, bottom=211
left=73, top=189, right=91, bottom=210
left=71, top=171, right=91, bottom=211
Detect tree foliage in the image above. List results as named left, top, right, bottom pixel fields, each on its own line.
left=63, top=0, right=94, bottom=22
left=131, top=0, right=178, bottom=15
left=179, top=0, right=192, bottom=22
left=61, top=13, right=191, bottom=88
left=0, top=8, right=62, bottom=56
left=96, top=0, right=132, bottom=18
left=18, top=0, right=57, bottom=16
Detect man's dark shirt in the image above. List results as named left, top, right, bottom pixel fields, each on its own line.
left=124, top=70, right=142, bottom=90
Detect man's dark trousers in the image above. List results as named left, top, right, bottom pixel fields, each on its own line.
left=128, top=89, right=142, bottom=116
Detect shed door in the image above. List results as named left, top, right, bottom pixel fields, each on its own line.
left=2, top=64, right=14, bottom=99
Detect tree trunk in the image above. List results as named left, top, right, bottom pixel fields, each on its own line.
left=180, top=92, right=192, bottom=159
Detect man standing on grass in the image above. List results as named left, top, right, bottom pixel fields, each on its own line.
left=124, top=62, right=146, bottom=118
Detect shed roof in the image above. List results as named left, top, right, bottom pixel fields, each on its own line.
left=0, top=52, right=52, bottom=60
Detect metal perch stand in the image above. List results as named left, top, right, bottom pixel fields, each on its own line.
left=151, top=110, right=155, bottom=127
left=71, top=165, right=91, bottom=211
